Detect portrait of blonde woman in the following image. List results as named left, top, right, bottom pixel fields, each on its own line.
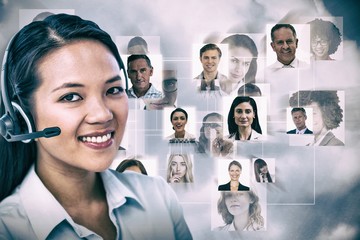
left=215, top=190, right=265, bottom=231
left=167, top=154, right=194, bottom=183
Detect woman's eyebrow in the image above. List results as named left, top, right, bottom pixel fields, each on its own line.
left=105, top=75, right=122, bottom=84
left=51, top=75, right=122, bottom=93
left=52, top=82, right=84, bottom=92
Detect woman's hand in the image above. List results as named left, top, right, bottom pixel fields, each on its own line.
left=212, top=137, right=234, bottom=157
left=169, top=174, right=182, bottom=183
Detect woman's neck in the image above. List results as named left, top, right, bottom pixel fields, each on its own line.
left=314, top=127, right=328, bottom=142
left=36, top=162, right=103, bottom=206
left=233, top=213, right=250, bottom=231
left=238, top=126, right=252, bottom=140
left=230, top=180, right=239, bottom=191
left=175, top=130, right=185, bottom=138
left=36, top=162, right=116, bottom=239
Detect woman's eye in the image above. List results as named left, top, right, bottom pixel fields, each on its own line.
left=60, top=93, right=82, bottom=102
left=245, top=109, right=252, bottom=114
left=107, top=86, right=124, bottom=95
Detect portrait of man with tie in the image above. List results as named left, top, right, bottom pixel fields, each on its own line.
left=287, top=107, right=313, bottom=134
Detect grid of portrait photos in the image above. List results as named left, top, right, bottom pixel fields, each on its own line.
left=19, top=8, right=348, bottom=238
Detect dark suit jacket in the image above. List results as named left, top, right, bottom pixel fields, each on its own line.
left=287, top=128, right=313, bottom=134
left=218, top=182, right=250, bottom=191
left=319, top=131, right=344, bottom=146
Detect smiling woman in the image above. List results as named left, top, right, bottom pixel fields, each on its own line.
left=218, top=160, right=249, bottom=191
left=227, top=96, right=262, bottom=140
left=167, top=107, right=195, bottom=140
left=0, top=14, right=192, bottom=239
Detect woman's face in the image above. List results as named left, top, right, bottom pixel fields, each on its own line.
left=203, top=115, right=223, bottom=139
left=228, top=164, right=241, bottom=181
left=224, top=192, right=252, bottom=216
left=311, top=35, right=330, bottom=60
left=171, top=111, right=187, bottom=133
left=228, top=47, right=253, bottom=83
left=307, top=102, right=325, bottom=136
left=170, top=155, right=187, bottom=179
left=234, top=102, right=255, bottom=129
left=33, top=40, right=128, bottom=173
left=260, top=165, right=268, bottom=174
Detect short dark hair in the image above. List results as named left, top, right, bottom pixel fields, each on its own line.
left=199, top=43, right=222, bottom=58
left=271, top=24, right=297, bottom=42
left=291, top=107, right=306, bottom=115
left=127, top=54, right=152, bottom=68
left=127, top=36, right=148, bottom=50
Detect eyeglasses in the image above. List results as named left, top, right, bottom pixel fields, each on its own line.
left=311, top=39, right=328, bottom=46
left=163, top=78, right=177, bottom=92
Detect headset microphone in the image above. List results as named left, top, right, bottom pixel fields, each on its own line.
left=0, top=35, right=61, bottom=143
left=1, top=126, right=61, bottom=142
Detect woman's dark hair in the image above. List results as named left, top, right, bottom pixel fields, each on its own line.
left=227, top=96, right=262, bottom=140
left=221, top=34, right=258, bottom=84
left=197, top=112, right=223, bottom=153
left=308, top=18, right=342, bottom=55
left=254, top=159, right=273, bottom=183
left=0, top=13, right=125, bottom=202
left=116, top=159, right=148, bottom=175
left=170, top=108, right=188, bottom=122
left=289, top=91, right=343, bottom=130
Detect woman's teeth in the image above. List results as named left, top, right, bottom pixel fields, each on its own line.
left=81, top=133, right=111, bottom=143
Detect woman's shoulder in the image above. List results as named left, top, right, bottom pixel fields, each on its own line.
left=251, top=130, right=263, bottom=140
left=218, top=182, right=230, bottom=191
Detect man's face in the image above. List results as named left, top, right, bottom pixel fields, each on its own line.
left=200, top=49, right=220, bottom=74
left=292, top=111, right=306, bottom=130
left=127, top=58, right=153, bottom=94
left=271, top=27, right=298, bottom=65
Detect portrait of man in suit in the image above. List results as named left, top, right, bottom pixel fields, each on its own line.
left=287, top=107, right=313, bottom=134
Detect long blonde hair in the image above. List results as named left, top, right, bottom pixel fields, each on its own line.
left=166, top=154, right=194, bottom=183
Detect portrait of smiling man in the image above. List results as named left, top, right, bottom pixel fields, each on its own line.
left=127, top=54, right=164, bottom=99
left=194, top=43, right=227, bottom=91
left=269, top=24, right=308, bottom=69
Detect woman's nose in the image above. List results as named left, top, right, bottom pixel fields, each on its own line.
left=86, top=98, right=113, bottom=124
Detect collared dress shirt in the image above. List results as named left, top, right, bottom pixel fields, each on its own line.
left=0, top=166, right=192, bottom=240
left=127, top=84, right=164, bottom=99
left=194, top=72, right=227, bottom=91
left=269, top=58, right=309, bottom=69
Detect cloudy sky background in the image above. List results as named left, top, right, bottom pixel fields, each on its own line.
left=1, top=0, right=359, bottom=239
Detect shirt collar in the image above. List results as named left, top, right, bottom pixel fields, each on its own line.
left=19, top=165, right=70, bottom=240
left=19, top=166, right=143, bottom=239
left=296, top=127, right=307, bottom=134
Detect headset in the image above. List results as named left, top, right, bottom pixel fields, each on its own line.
left=0, top=23, right=129, bottom=144
left=0, top=36, right=61, bottom=143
